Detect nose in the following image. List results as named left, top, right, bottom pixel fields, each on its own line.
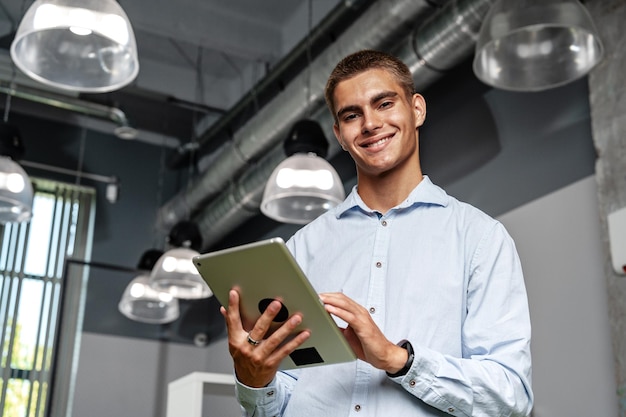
left=361, top=108, right=382, bottom=134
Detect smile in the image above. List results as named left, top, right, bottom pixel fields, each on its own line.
left=363, top=136, right=392, bottom=148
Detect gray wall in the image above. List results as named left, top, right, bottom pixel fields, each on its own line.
left=500, top=176, right=617, bottom=417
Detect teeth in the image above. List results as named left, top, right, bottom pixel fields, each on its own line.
left=365, top=137, right=389, bottom=148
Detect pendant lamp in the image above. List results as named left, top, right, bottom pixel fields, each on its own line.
left=473, top=0, right=604, bottom=91
left=261, top=119, right=345, bottom=225
left=0, top=123, right=33, bottom=223
left=10, top=0, right=139, bottom=93
left=118, top=249, right=180, bottom=324
left=149, top=221, right=212, bottom=300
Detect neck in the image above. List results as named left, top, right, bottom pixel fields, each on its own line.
left=357, top=167, right=423, bottom=213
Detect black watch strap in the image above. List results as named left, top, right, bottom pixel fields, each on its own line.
left=386, top=339, right=414, bottom=378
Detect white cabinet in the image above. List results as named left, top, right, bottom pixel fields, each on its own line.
left=167, top=372, right=237, bottom=417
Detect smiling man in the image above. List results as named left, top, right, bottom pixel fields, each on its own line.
left=222, top=50, right=534, bottom=417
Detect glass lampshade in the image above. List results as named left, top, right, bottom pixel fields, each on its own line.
left=473, top=0, right=603, bottom=91
left=149, top=247, right=212, bottom=299
left=118, top=274, right=180, bottom=324
left=0, top=156, right=33, bottom=223
left=10, top=0, right=139, bottom=93
left=261, top=153, right=345, bottom=225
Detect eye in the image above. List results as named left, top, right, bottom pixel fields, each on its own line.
left=379, top=101, right=393, bottom=109
left=342, top=113, right=359, bottom=122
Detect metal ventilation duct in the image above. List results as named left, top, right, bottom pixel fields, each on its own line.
left=0, top=81, right=137, bottom=139
left=158, top=0, right=495, bottom=249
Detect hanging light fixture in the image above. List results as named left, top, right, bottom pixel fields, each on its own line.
left=118, top=249, right=181, bottom=324
left=473, top=0, right=604, bottom=92
left=0, top=93, right=33, bottom=223
left=260, top=1, right=344, bottom=225
left=149, top=220, right=212, bottom=300
left=261, top=119, right=345, bottom=225
left=10, top=0, right=139, bottom=93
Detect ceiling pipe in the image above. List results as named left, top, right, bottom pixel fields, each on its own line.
left=165, top=0, right=373, bottom=170
left=0, top=80, right=138, bottom=139
left=157, top=0, right=440, bottom=232
left=190, top=0, right=495, bottom=250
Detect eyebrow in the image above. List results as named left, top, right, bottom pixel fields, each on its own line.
left=335, top=90, right=400, bottom=119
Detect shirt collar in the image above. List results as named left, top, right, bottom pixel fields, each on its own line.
left=334, top=175, right=449, bottom=218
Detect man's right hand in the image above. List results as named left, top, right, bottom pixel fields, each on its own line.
left=220, top=289, right=311, bottom=387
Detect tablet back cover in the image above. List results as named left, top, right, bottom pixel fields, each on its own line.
left=193, top=237, right=356, bottom=370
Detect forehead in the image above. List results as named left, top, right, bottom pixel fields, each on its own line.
left=333, top=69, right=402, bottom=105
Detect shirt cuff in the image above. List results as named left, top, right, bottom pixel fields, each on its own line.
left=235, top=376, right=279, bottom=408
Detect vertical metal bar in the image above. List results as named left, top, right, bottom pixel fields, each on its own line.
left=0, top=223, right=18, bottom=414
left=0, top=225, right=9, bottom=414
left=11, top=220, right=38, bottom=417
left=47, top=185, right=96, bottom=417
left=31, top=188, right=61, bottom=417
left=42, top=185, right=71, bottom=417
left=1, top=225, right=26, bottom=415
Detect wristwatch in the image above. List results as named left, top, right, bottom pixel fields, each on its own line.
left=386, top=339, right=414, bottom=378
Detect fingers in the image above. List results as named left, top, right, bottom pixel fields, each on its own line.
left=320, top=292, right=366, bottom=325
left=221, top=289, right=311, bottom=387
left=247, top=298, right=284, bottom=341
left=320, top=292, right=396, bottom=370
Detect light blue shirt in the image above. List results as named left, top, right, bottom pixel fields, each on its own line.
left=236, top=176, right=533, bottom=416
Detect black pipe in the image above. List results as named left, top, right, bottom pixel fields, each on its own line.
left=166, top=0, right=373, bottom=169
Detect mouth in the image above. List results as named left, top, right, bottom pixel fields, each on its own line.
left=362, top=134, right=392, bottom=149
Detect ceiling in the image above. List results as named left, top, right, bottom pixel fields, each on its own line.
left=1, top=0, right=500, bottom=250
left=0, top=0, right=359, bottom=147
left=0, top=0, right=587, bottom=254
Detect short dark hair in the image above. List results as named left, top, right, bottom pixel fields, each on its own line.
left=324, top=50, right=415, bottom=122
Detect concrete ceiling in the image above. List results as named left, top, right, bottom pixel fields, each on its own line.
left=0, top=0, right=354, bottom=146
left=0, top=0, right=596, bottom=254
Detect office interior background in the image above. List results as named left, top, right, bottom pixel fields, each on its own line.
left=0, top=0, right=624, bottom=416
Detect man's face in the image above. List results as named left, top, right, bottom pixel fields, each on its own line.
left=332, top=69, right=425, bottom=178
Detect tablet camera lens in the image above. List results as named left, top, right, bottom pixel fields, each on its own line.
left=258, top=298, right=289, bottom=322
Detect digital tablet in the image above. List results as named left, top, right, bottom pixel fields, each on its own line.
left=193, top=237, right=356, bottom=370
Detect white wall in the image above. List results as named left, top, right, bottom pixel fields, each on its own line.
left=71, top=175, right=618, bottom=417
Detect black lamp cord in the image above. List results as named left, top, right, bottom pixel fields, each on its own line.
left=306, top=0, right=313, bottom=119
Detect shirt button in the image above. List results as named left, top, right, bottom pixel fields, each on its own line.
left=369, top=307, right=376, bottom=314
left=266, top=390, right=274, bottom=397
left=381, top=220, right=388, bottom=226
left=376, top=261, right=382, bottom=268
left=354, top=404, right=361, bottom=412
left=409, top=379, right=416, bottom=387
left=447, top=407, right=455, bottom=413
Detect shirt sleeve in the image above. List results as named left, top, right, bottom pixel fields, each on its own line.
left=235, top=370, right=299, bottom=417
left=389, top=221, right=534, bottom=417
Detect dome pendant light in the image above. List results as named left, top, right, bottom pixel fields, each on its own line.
left=473, top=0, right=604, bottom=92
left=149, top=221, right=212, bottom=300
left=0, top=122, right=33, bottom=223
left=10, top=0, right=139, bottom=93
left=261, top=119, right=345, bottom=225
left=119, top=249, right=180, bottom=324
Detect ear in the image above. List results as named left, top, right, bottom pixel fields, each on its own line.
left=412, top=93, right=426, bottom=128
left=332, top=123, right=346, bottom=151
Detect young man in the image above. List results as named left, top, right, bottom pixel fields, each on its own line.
left=221, top=50, right=534, bottom=416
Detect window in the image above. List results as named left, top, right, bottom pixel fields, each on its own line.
left=0, top=178, right=95, bottom=417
